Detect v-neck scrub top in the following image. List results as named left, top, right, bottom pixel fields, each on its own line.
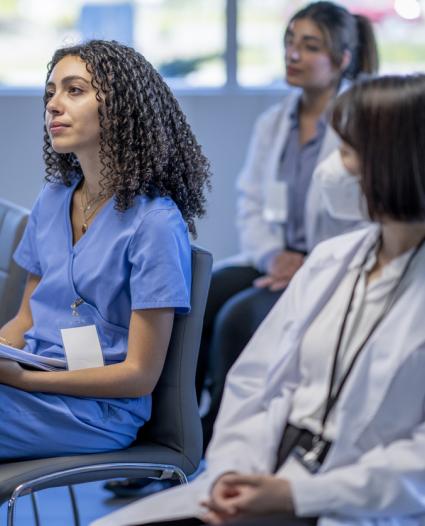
left=0, top=179, right=191, bottom=460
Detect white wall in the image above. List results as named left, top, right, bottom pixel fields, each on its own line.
left=0, top=90, right=283, bottom=261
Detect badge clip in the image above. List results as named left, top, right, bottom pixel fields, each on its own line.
left=70, top=298, right=84, bottom=317
left=292, top=435, right=329, bottom=474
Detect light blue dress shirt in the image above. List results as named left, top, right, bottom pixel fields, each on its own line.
left=279, top=100, right=327, bottom=253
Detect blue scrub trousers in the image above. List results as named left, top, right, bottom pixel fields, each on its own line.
left=0, top=384, right=146, bottom=459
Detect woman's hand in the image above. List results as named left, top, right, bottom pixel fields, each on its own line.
left=201, top=473, right=294, bottom=524
left=201, top=473, right=241, bottom=524
left=0, top=359, right=25, bottom=388
left=254, top=251, right=304, bottom=291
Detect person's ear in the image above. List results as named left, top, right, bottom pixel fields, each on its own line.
left=341, top=49, right=352, bottom=72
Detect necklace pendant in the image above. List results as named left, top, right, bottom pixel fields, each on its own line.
left=82, top=223, right=88, bottom=234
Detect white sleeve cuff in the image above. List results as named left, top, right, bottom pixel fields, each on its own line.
left=287, top=471, right=342, bottom=517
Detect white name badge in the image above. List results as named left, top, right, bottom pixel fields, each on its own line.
left=263, top=179, right=288, bottom=223
left=61, top=325, right=104, bottom=371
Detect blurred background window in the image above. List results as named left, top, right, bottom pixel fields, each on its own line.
left=0, top=0, right=225, bottom=87
left=134, top=0, right=225, bottom=87
left=237, top=0, right=304, bottom=87
left=1, top=0, right=425, bottom=88
left=238, top=0, right=425, bottom=87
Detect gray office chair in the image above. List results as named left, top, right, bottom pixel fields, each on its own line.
left=0, top=245, right=212, bottom=526
left=0, top=198, right=29, bottom=326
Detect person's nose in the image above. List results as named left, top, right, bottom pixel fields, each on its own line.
left=46, top=92, right=64, bottom=116
left=286, top=44, right=301, bottom=62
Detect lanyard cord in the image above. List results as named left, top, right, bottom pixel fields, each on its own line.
left=320, top=234, right=425, bottom=436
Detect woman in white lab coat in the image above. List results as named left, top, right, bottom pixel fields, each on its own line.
left=199, top=1, right=378, bottom=448
left=92, top=74, right=425, bottom=526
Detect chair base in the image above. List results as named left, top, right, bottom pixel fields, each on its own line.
left=7, top=462, right=188, bottom=526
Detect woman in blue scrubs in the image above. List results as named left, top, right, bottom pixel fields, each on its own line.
left=0, top=40, right=210, bottom=459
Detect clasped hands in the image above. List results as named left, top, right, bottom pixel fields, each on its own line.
left=254, top=250, right=304, bottom=291
left=201, top=473, right=294, bottom=524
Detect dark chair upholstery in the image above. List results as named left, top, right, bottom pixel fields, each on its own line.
left=0, top=198, right=29, bottom=326
left=0, top=245, right=212, bottom=526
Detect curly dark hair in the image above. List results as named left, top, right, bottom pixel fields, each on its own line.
left=43, top=39, right=211, bottom=235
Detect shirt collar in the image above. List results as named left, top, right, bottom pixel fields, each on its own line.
left=288, top=98, right=299, bottom=129
left=289, top=94, right=328, bottom=133
left=347, top=226, right=381, bottom=270
left=307, top=225, right=380, bottom=271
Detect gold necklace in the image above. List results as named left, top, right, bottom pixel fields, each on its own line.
left=79, top=180, right=106, bottom=234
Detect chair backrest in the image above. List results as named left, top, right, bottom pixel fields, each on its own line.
left=138, top=245, right=212, bottom=472
left=0, top=199, right=29, bottom=327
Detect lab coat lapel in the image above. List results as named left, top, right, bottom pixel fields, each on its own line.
left=263, top=228, right=379, bottom=403
left=304, top=126, right=340, bottom=249
left=327, top=267, right=425, bottom=460
left=304, top=80, right=350, bottom=250
left=264, top=92, right=299, bottom=188
left=259, top=230, right=374, bottom=471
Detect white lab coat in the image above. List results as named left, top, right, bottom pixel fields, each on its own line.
left=235, top=88, right=359, bottom=270
left=92, top=226, right=425, bottom=526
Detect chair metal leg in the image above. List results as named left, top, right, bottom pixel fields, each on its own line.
left=6, top=461, right=190, bottom=526
left=7, top=494, right=17, bottom=526
left=68, top=485, right=81, bottom=526
left=7, top=491, right=41, bottom=526
left=30, top=492, right=41, bottom=526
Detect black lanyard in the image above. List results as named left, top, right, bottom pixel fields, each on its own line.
left=319, top=234, right=425, bottom=437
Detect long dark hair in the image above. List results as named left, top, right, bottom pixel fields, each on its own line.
left=43, top=39, right=211, bottom=235
left=288, top=1, right=379, bottom=79
left=332, top=75, right=425, bottom=221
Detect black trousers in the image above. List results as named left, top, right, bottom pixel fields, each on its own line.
left=140, top=515, right=317, bottom=526
left=196, top=265, right=282, bottom=450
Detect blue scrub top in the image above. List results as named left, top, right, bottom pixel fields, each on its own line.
left=13, top=179, right=191, bottom=428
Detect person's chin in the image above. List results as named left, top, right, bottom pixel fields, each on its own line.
left=285, top=75, right=304, bottom=88
left=50, top=140, right=74, bottom=154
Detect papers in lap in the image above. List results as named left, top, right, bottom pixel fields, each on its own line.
left=0, top=343, right=66, bottom=371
